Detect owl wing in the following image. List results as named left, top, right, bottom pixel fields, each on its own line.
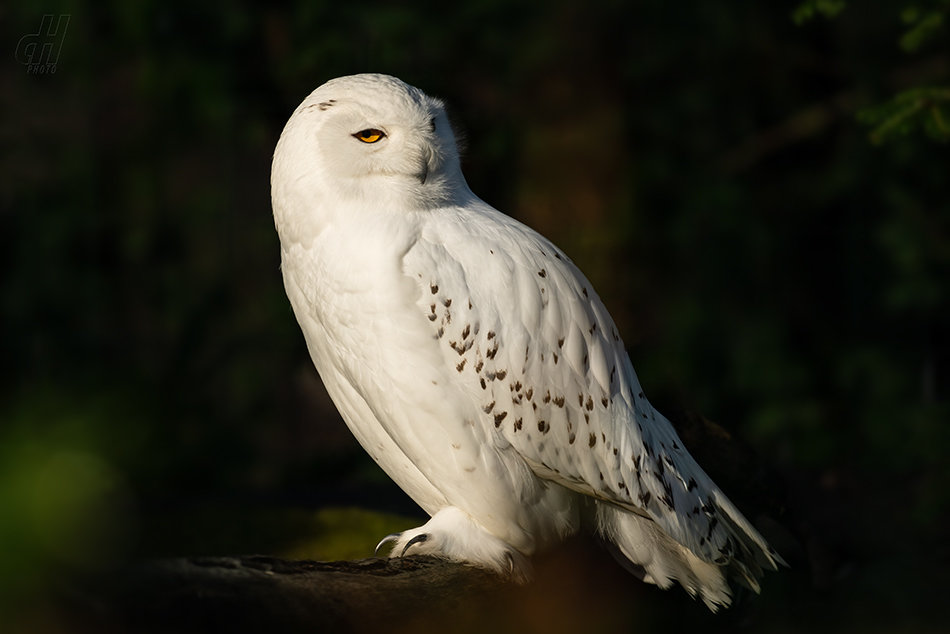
left=404, top=200, right=782, bottom=573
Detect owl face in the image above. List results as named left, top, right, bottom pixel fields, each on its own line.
left=272, top=74, right=466, bottom=226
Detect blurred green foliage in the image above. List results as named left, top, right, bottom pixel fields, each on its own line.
left=796, top=0, right=950, bottom=143
left=2, top=0, right=950, bottom=630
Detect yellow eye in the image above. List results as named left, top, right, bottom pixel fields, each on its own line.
left=354, top=128, right=385, bottom=143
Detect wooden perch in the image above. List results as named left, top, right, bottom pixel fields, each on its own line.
left=67, top=555, right=511, bottom=634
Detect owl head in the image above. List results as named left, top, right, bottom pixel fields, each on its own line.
left=272, top=74, right=468, bottom=240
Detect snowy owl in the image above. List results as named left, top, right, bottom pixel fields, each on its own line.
left=271, top=73, right=784, bottom=610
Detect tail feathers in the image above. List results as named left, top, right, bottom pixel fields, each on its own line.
left=712, top=490, right=787, bottom=572
left=596, top=503, right=732, bottom=611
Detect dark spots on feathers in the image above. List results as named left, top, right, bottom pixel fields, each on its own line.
left=480, top=378, right=487, bottom=389
left=557, top=337, right=565, bottom=348
left=553, top=353, right=558, bottom=364
left=660, top=491, right=675, bottom=510
left=317, top=99, right=336, bottom=110
left=687, top=478, right=697, bottom=492
left=538, top=269, right=546, bottom=278
left=525, top=388, right=533, bottom=400
left=427, top=314, right=437, bottom=322
left=487, top=331, right=496, bottom=340
left=456, top=359, right=466, bottom=372
left=486, top=342, right=499, bottom=359
left=437, top=327, right=445, bottom=339
left=601, top=396, right=609, bottom=408
left=707, top=516, right=719, bottom=539
left=638, top=490, right=652, bottom=507
left=582, top=287, right=588, bottom=298
left=450, top=339, right=472, bottom=355
left=493, top=411, right=508, bottom=428
left=461, top=324, right=470, bottom=339
left=589, top=433, right=597, bottom=448
left=430, top=284, right=439, bottom=294
left=555, top=252, right=562, bottom=260
left=475, top=360, right=484, bottom=373
left=514, top=381, right=522, bottom=392
left=554, top=395, right=565, bottom=407
left=543, top=391, right=551, bottom=404
left=442, top=298, right=452, bottom=307
left=513, top=418, right=523, bottom=432
left=483, top=401, right=495, bottom=414
left=569, top=433, right=576, bottom=444
left=495, top=369, right=507, bottom=380
left=538, top=420, right=549, bottom=433
left=586, top=396, right=594, bottom=411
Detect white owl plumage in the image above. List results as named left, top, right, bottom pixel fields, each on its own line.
left=271, top=73, right=784, bottom=610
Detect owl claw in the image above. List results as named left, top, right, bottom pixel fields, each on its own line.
left=401, top=532, right=429, bottom=556
left=375, top=532, right=401, bottom=556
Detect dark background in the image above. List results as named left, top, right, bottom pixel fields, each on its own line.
left=2, top=0, right=949, bottom=631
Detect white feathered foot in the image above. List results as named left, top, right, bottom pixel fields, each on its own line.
left=375, top=507, right=532, bottom=583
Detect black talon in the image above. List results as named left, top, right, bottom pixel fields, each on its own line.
left=375, top=532, right=401, bottom=556
left=401, top=533, right=429, bottom=556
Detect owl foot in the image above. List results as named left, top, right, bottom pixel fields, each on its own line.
left=374, top=506, right=532, bottom=583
